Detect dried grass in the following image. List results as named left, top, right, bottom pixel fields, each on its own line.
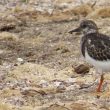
left=69, top=4, right=93, bottom=17
left=0, top=32, right=18, bottom=41
left=87, top=6, right=110, bottom=18
left=0, top=89, right=21, bottom=98
left=0, top=102, right=13, bottom=110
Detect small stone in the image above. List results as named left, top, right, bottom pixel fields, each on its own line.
left=17, top=58, right=23, bottom=62
left=74, top=64, right=90, bottom=74
left=66, top=78, right=76, bottom=83
left=54, top=81, right=62, bottom=87
left=39, top=80, right=48, bottom=87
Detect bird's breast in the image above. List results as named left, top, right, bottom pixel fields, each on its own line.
left=85, top=49, right=110, bottom=73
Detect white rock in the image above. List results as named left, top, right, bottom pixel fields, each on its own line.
left=40, top=80, right=47, bottom=84
left=17, top=58, right=23, bottom=62
left=54, top=81, right=62, bottom=87
left=39, top=80, right=48, bottom=87
left=66, top=78, right=76, bottom=83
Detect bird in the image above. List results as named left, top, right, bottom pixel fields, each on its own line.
left=69, top=19, right=110, bottom=92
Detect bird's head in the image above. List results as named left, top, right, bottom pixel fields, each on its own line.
left=69, top=20, right=99, bottom=35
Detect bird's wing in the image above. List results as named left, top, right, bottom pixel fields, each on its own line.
left=86, top=33, right=110, bottom=61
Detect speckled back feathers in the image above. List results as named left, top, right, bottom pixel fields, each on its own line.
left=81, top=32, right=110, bottom=61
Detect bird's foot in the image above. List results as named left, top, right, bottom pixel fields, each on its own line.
left=96, top=74, right=104, bottom=92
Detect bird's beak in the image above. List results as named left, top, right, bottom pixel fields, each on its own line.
left=68, top=27, right=81, bottom=34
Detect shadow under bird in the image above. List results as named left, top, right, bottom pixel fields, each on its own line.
left=69, top=20, right=110, bottom=92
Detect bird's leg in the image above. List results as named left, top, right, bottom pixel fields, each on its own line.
left=97, top=74, right=104, bottom=92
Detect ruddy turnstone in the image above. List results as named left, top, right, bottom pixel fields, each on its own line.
left=69, top=20, right=110, bottom=92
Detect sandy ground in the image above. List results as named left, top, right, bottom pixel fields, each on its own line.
left=1, top=0, right=110, bottom=110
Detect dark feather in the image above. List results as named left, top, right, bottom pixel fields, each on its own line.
left=81, top=33, right=110, bottom=61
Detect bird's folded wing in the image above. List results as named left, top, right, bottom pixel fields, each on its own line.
left=86, top=34, right=110, bottom=61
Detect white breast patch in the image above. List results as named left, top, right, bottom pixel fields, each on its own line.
left=85, top=49, right=110, bottom=73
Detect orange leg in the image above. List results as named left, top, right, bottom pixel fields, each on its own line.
left=97, top=74, right=104, bottom=92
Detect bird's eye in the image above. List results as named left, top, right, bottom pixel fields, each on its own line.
left=82, top=24, right=86, bottom=28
